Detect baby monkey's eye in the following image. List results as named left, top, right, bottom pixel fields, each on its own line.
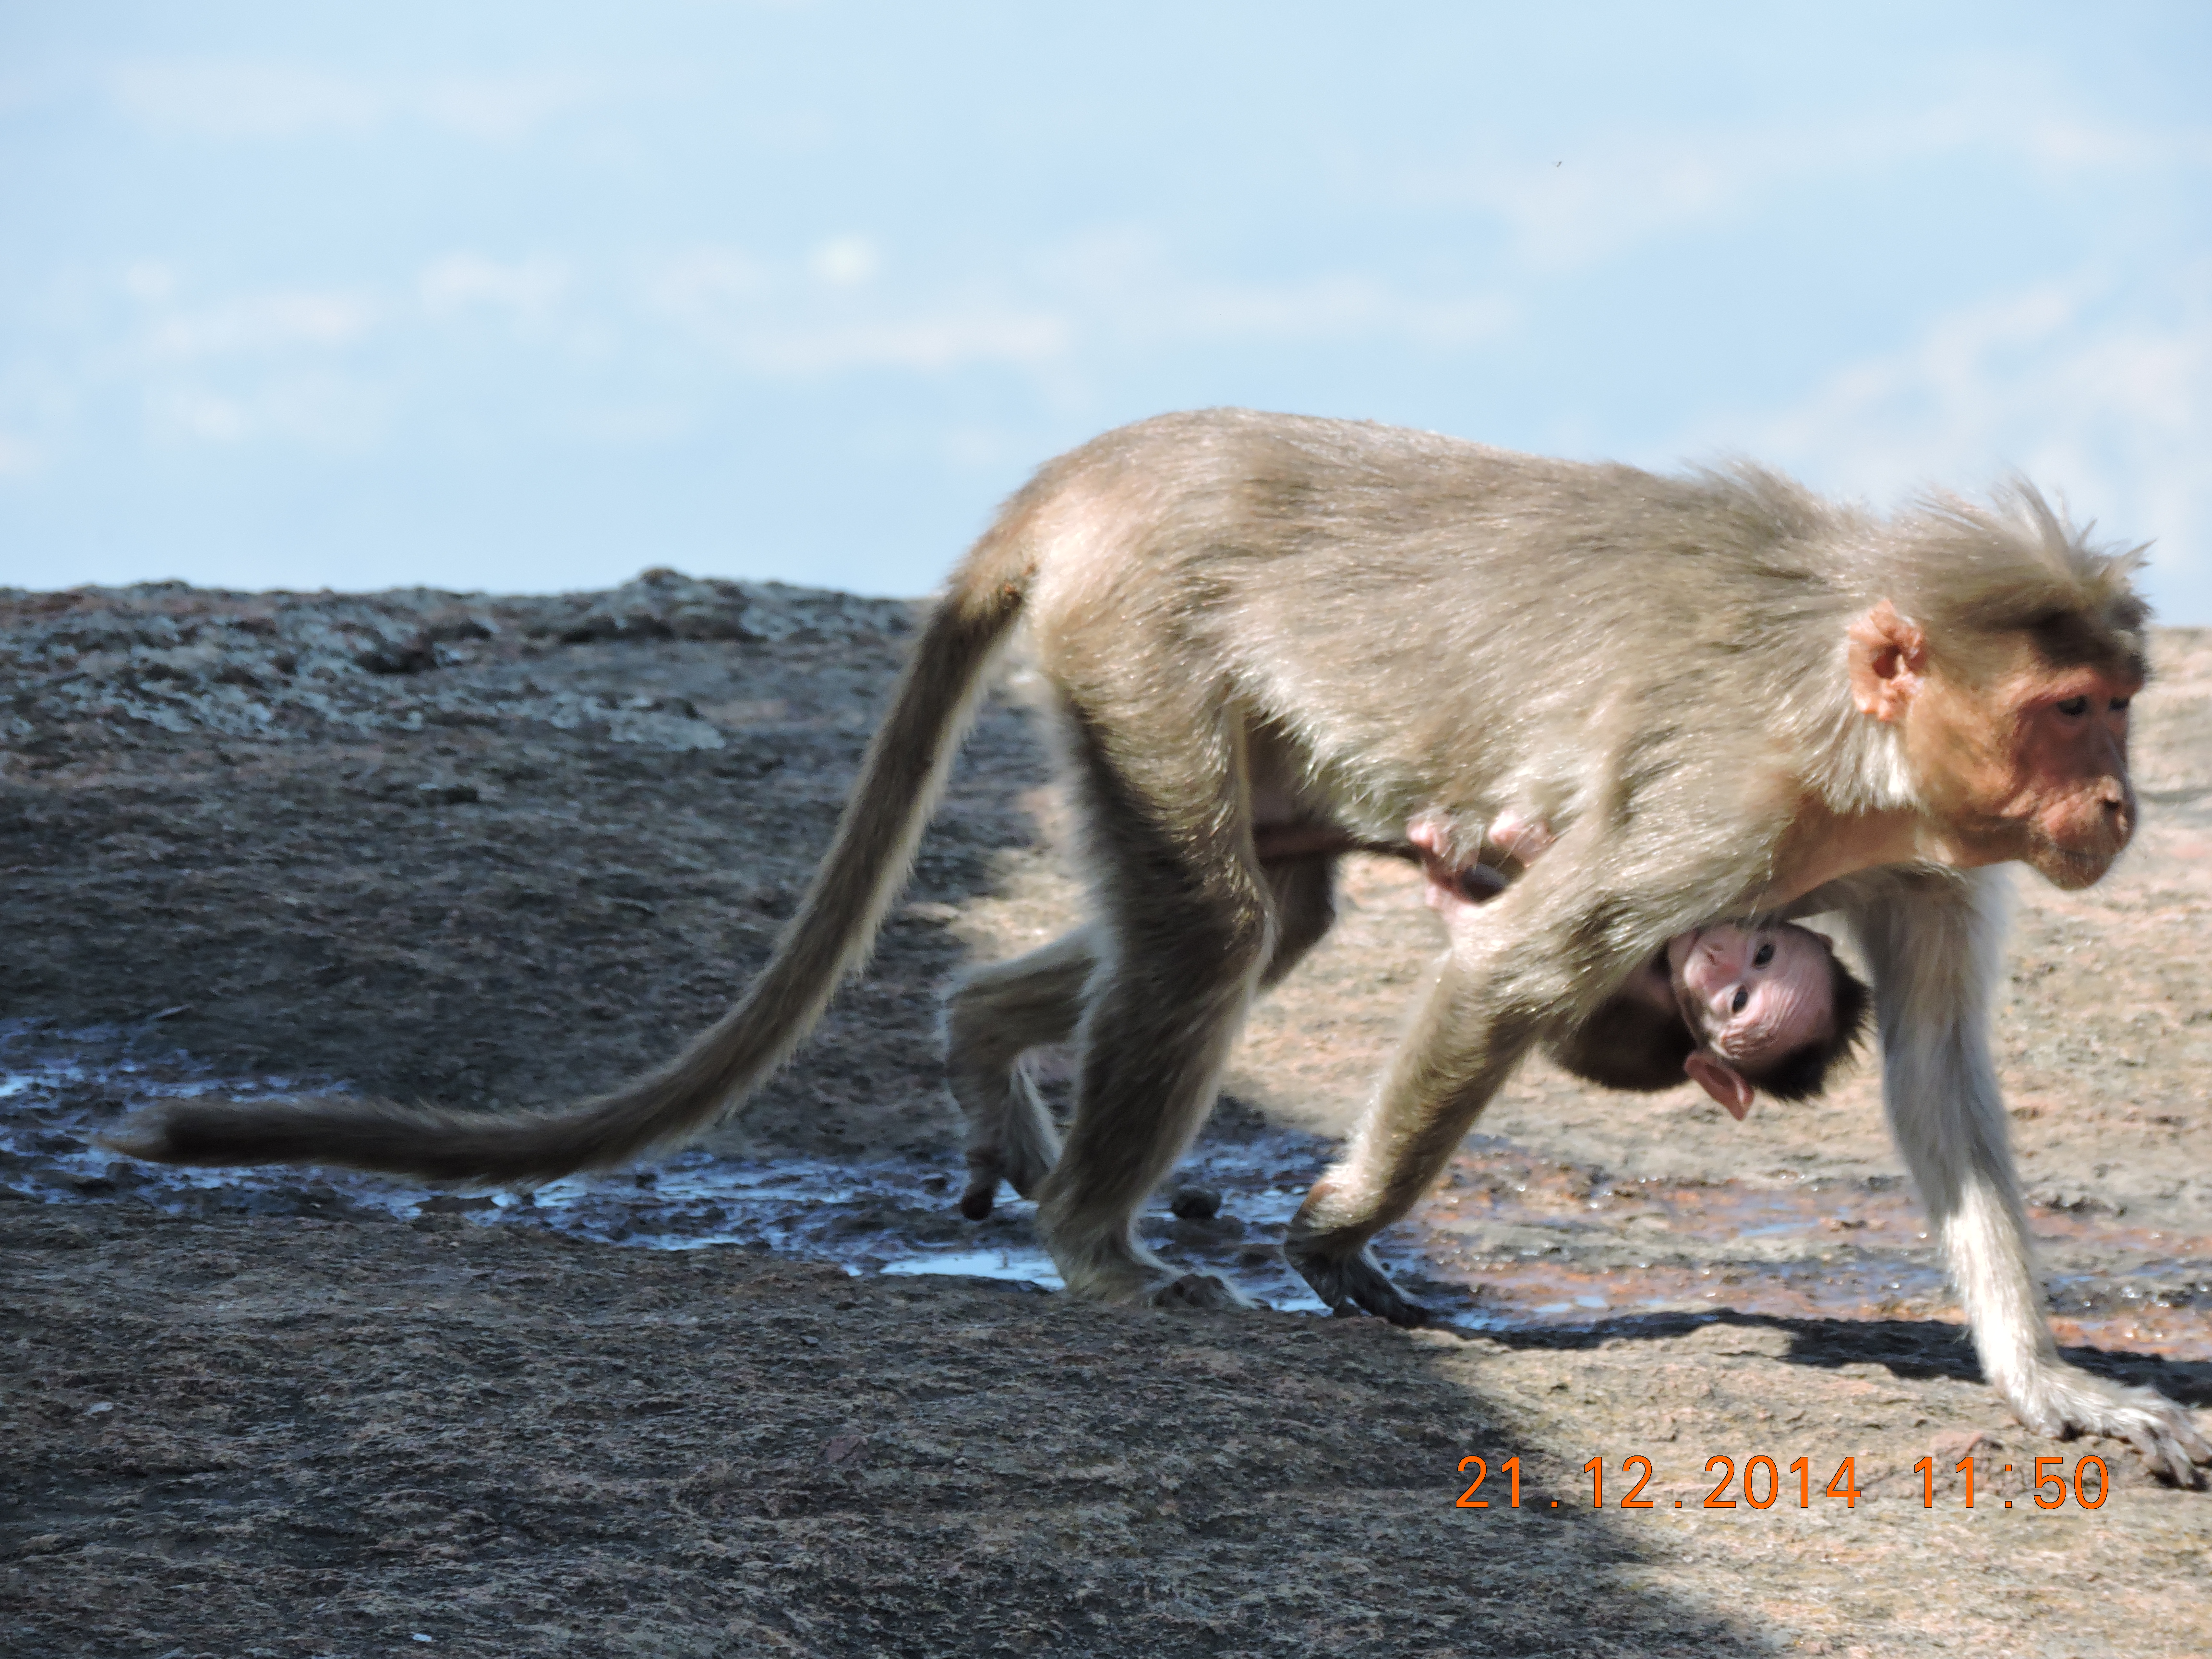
left=1731, top=986, right=1750, bottom=1014
left=2055, top=696, right=2090, bottom=717
left=1752, top=942, right=1774, bottom=968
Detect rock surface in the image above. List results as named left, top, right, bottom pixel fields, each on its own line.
left=2, top=579, right=2209, bottom=1657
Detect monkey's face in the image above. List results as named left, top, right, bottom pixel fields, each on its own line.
left=1851, top=602, right=2139, bottom=891
left=1666, top=924, right=1834, bottom=1061
left=1664, top=922, right=1836, bottom=1119
left=1908, top=661, right=2140, bottom=892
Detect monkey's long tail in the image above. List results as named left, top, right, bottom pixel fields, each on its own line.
left=106, top=548, right=1033, bottom=1185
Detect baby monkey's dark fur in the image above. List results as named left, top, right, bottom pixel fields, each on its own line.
left=1550, top=942, right=1870, bottom=1102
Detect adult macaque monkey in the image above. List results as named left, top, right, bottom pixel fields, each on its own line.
left=113, top=409, right=2205, bottom=1481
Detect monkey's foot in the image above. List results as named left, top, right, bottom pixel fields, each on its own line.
left=2008, top=1364, right=2211, bottom=1487
left=957, top=1167, right=1000, bottom=1221
left=1146, top=1271, right=1255, bottom=1313
left=1048, top=1236, right=1254, bottom=1312
left=1281, top=1236, right=1428, bottom=1328
left=957, top=1137, right=1053, bottom=1222
left=955, top=1106, right=1061, bottom=1222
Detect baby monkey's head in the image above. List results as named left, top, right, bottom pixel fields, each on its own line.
left=1668, top=922, right=1872, bottom=1112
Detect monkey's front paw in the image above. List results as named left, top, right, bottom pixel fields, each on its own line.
left=1283, top=1239, right=1428, bottom=1328
left=1148, top=1271, right=1256, bottom=1312
left=2019, top=1368, right=2211, bottom=1488
left=2097, top=1396, right=2209, bottom=1489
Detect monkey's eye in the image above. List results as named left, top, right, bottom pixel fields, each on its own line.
left=2055, top=696, right=2090, bottom=717
left=1752, top=942, right=1774, bottom=968
left=2110, top=697, right=2131, bottom=713
left=1731, top=986, right=1750, bottom=1014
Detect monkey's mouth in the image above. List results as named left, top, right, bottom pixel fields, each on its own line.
left=2032, top=838, right=2120, bottom=891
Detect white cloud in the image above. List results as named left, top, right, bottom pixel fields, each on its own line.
left=111, top=61, right=385, bottom=138
left=1035, top=228, right=1515, bottom=351
left=646, top=231, right=1512, bottom=380
left=146, top=388, right=251, bottom=444
left=418, top=254, right=569, bottom=323
left=557, top=403, right=695, bottom=446
left=741, top=311, right=1070, bottom=375
left=1154, top=274, right=1512, bottom=349
left=939, top=426, right=1021, bottom=469
left=108, top=60, right=597, bottom=142
left=0, top=433, right=45, bottom=479
left=144, top=375, right=390, bottom=450
left=72, top=274, right=398, bottom=451
left=1045, top=235, right=1510, bottom=349
left=416, top=73, right=595, bottom=143
left=647, top=246, right=1065, bottom=373
left=145, top=290, right=379, bottom=362
left=120, top=262, right=179, bottom=304
left=1406, top=88, right=2212, bottom=273
left=1672, top=267, right=2212, bottom=609
left=649, top=249, right=774, bottom=325
left=809, top=236, right=880, bottom=289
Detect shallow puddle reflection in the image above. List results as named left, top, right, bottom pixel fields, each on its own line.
left=6, top=1020, right=2207, bottom=1359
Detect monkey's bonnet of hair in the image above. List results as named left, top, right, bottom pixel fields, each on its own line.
left=1887, top=483, right=2151, bottom=682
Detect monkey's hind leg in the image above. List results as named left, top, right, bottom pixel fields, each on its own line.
left=944, top=928, right=1092, bottom=1219
left=946, top=853, right=1337, bottom=1226
left=1033, top=709, right=1279, bottom=1312
left=1254, top=853, right=1338, bottom=992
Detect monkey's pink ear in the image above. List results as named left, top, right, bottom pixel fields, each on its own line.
left=1847, top=600, right=1927, bottom=722
left=1684, top=1053, right=1754, bottom=1120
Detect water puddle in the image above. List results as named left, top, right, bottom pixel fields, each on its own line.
left=0, top=1019, right=1341, bottom=1312
left=5, top=1019, right=2208, bottom=1359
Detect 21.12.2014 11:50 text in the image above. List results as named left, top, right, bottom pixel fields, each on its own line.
left=1455, top=1454, right=2113, bottom=1511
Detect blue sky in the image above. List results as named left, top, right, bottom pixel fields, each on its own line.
left=3, top=3, right=2208, bottom=615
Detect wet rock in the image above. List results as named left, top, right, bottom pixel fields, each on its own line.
left=416, top=1194, right=498, bottom=1215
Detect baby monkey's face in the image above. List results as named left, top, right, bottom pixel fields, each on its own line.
left=1666, top=922, right=1835, bottom=1063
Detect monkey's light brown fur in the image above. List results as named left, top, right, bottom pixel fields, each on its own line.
left=113, top=409, right=2204, bottom=1482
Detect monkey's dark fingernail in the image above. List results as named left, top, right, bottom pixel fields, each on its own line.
left=1459, top=865, right=1506, bottom=900
left=957, top=1186, right=996, bottom=1221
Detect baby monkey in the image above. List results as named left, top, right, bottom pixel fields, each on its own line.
left=1267, top=809, right=1871, bottom=1117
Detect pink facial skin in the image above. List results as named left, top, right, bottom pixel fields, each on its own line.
left=1409, top=813, right=1837, bottom=1122
left=1664, top=924, right=1836, bottom=1119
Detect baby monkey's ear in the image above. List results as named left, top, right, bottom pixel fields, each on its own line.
left=1684, top=1051, right=1754, bottom=1121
